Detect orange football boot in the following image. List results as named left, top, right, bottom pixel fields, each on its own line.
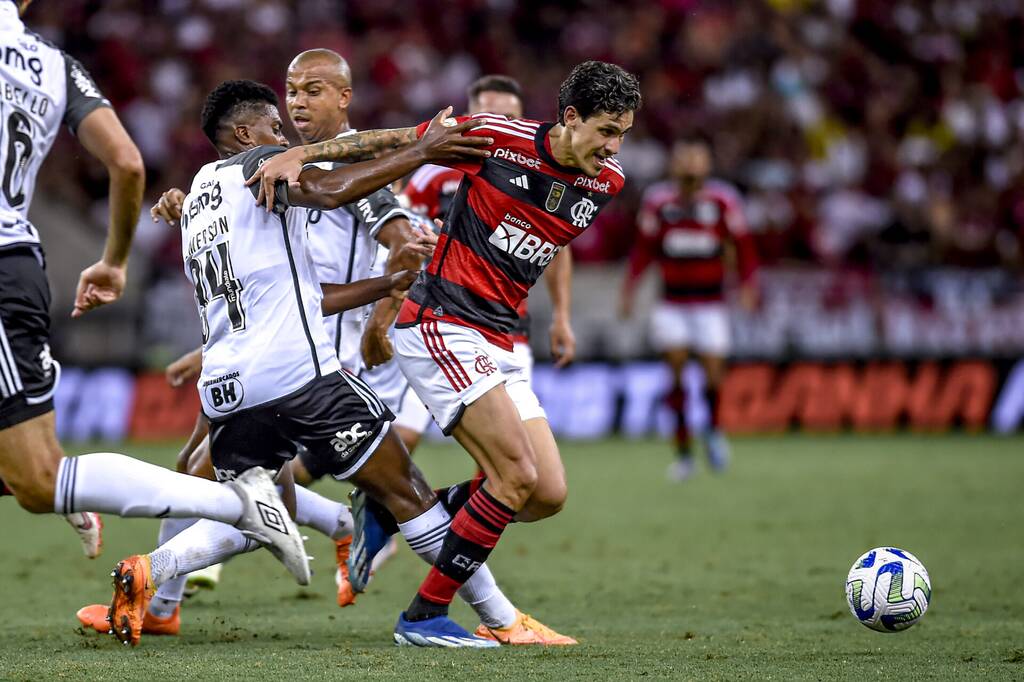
left=108, top=555, right=155, bottom=646
left=474, top=611, right=578, bottom=645
left=334, top=536, right=357, bottom=607
left=77, top=602, right=180, bottom=636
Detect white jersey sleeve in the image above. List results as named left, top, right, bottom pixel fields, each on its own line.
left=180, top=145, right=340, bottom=418
left=305, top=171, right=408, bottom=370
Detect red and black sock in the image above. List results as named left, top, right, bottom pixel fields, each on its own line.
left=0, top=479, right=10, bottom=497
left=666, top=386, right=690, bottom=456
left=406, top=486, right=514, bottom=621
left=434, top=471, right=487, bottom=516
left=704, top=385, right=720, bottom=430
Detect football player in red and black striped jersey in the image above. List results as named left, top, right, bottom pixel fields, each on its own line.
left=621, top=134, right=759, bottom=480
left=249, top=61, right=640, bottom=646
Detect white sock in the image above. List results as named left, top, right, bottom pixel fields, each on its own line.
left=398, top=502, right=517, bottom=628
left=53, top=454, right=242, bottom=523
left=148, top=518, right=197, bottom=617
left=294, top=486, right=352, bottom=539
left=148, top=519, right=257, bottom=587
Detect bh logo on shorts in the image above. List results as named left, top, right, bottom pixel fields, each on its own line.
left=203, top=372, right=244, bottom=413
left=331, top=422, right=368, bottom=456
left=474, top=354, right=497, bottom=376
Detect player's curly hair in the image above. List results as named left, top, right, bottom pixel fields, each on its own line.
left=200, top=79, right=279, bottom=145
left=557, top=61, right=641, bottom=124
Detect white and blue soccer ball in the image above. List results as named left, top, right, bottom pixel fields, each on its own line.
left=845, top=547, right=932, bottom=632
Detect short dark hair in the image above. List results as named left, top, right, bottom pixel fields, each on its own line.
left=557, top=61, right=641, bottom=124
left=200, top=79, right=279, bottom=145
left=467, top=74, right=523, bottom=103
left=676, top=130, right=713, bottom=151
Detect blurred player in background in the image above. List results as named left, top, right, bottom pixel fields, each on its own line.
left=620, top=133, right=758, bottom=481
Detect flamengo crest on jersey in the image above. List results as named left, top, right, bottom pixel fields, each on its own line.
left=180, top=145, right=340, bottom=418
left=399, top=114, right=625, bottom=348
left=0, top=5, right=111, bottom=251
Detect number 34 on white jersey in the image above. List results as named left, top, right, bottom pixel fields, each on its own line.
left=180, top=146, right=340, bottom=418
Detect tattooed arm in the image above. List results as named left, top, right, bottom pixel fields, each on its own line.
left=247, top=107, right=491, bottom=211
left=298, top=127, right=418, bottom=164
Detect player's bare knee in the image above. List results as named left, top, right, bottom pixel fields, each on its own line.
left=491, top=457, right=538, bottom=509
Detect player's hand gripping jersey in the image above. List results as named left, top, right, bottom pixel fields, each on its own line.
left=180, top=145, right=341, bottom=418
left=0, top=5, right=110, bottom=251
left=396, top=114, right=625, bottom=349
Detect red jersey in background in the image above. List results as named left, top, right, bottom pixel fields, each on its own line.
left=626, top=179, right=757, bottom=302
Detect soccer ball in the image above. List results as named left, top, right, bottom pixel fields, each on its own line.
left=845, top=547, right=932, bottom=632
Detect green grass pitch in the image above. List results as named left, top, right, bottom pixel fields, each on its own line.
left=1, top=435, right=1022, bottom=680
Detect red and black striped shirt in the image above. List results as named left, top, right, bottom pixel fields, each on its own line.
left=398, top=114, right=626, bottom=349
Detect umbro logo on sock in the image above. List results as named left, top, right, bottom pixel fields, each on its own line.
left=509, top=175, right=529, bottom=190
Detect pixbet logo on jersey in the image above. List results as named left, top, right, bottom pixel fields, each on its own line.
left=493, top=147, right=541, bottom=169
left=488, top=213, right=561, bottom=267
left=573, top=176, right=611, bottom=193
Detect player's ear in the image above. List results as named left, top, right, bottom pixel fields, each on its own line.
left=337, top=87, right=353, bottom=111
left=562, top=106, right=580, bottom=129
left=233, top=124, right=252, bottom=147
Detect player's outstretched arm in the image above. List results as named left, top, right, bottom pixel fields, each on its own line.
left=546, top=248, right=576, bottom=368
left=248, top=107, right=491, bottom=211
left=321, top=270, right=419, bottom=317
left=361, top=217, right=435, bottom=368
left=71, top=107, right=145, bottom=318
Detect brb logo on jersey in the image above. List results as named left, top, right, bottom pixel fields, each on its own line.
left=203, top=371, right=244, bottom=413
left=489, top=213, right=561, bottom=267
left=331, top=423, right=368, bottom=456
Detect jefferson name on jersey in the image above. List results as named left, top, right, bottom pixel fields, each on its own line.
left=180, top=145, right=340, bottom=418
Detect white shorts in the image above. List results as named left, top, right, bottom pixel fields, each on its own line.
left=360, top=356, right=432, bottom=435
left=509, top=341, right=534, bottom=386
left=650, top=301, right=731, bottom=356
left=394, top=320, right=545, bottom=434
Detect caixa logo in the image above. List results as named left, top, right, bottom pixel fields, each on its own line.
left=203, top=372, right=244, bottom=413
left=331, top=422, right=368, bottom=455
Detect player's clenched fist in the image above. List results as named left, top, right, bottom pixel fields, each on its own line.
left=151, top=188, right=185, bottom=225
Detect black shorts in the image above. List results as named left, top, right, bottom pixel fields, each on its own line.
left=208, top=370, right=394, bottom=482
left=0, top=247, right=58, bottom=430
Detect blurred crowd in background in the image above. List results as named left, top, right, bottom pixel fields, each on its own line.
left=25, top=0, right=1024, bottom=364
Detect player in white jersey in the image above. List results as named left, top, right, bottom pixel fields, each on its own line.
left=101, top=79, right=528, bottom=649
left=0, top=1, right=316, bottom=618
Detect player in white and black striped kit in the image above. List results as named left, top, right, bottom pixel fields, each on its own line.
left=0, top=1, right=320, bottom=603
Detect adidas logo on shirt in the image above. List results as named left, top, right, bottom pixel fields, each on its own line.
left=509, top=175, right=530, bottom=190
